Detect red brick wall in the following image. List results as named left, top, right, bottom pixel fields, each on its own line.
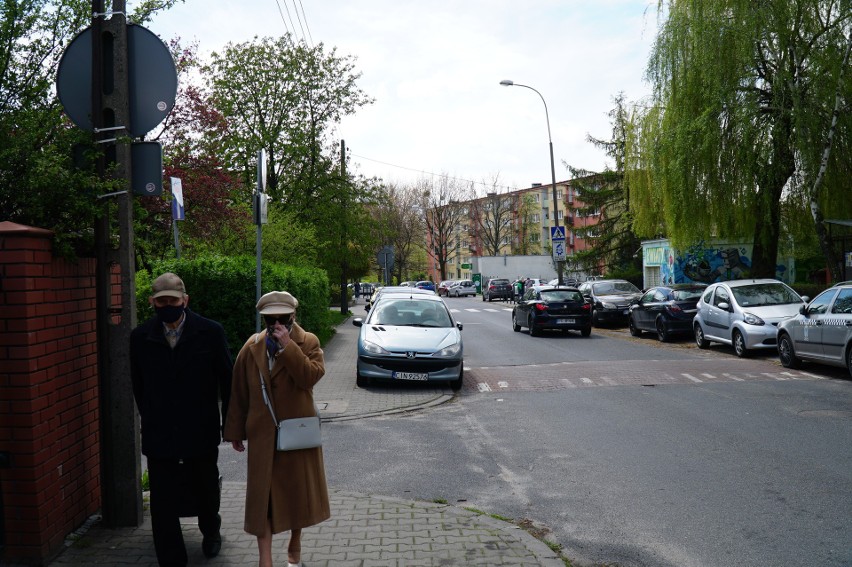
left=0, top=221, right=102, bottom=565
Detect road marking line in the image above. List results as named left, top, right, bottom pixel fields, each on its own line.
left=497, top=381, right=509, bottom=388
left=682, top=373, right=703, bottom=383
left=601, top=376, right=617, bottom=385
left=701, top=373, right=716, bottom=380
left=799, top=371, right=824, bottom=379
left=560, top=379, right=576, bottom=388
left=477, top=382, right=492, bottom=392
left=581, top=377, right=593, bottom=384
left=723, top=373, right=745, bottom=381
left=764, top=372, right=786, bottom=381
left=464, top=308, right=481, bottom=312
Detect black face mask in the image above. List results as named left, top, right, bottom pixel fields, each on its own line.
left=155, top=304, right=185, bottom=324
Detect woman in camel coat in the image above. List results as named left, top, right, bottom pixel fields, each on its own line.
left=225, top=291, right=330, bottom=567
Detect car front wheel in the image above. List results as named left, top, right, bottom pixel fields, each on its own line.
left=778, top=333, right=801, bottom=369
left=356, top=372, right=370, bottom=388
left=732, top=329, right=749, bottom=358
left=512, top=312, right=521, bottom=332
left=655, top=318, right=669, bottom=342
left=695, top=323, right=710, bottom=349
left=628, top=315, right=641, bottom=337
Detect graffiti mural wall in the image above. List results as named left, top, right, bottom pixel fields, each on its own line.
left=642, top=239, right=794, bottom=286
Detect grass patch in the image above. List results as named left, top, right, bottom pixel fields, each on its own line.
left=464, top=508, right=574, bottom=566
left=432, top=497, right=448, bottom=504
left=316, top=309, right=352, bottom=345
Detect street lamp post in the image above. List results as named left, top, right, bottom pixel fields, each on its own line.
left=500, top=79, right=564, bottom=285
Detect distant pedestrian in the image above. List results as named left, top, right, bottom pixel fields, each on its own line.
left=354, top=281, right=361, bottom=299
left=225, top=291, right=331, bottom=567
left=130, top=272, right=232, bottom=566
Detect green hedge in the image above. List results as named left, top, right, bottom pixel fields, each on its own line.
left=136, top=255, right=330, bottom=357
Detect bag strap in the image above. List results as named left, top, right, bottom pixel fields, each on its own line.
left=258, top=371, right=321, bottom=430
left=259, top=372, right=279, bottom=429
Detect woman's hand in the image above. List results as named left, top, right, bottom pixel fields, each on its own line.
left=269, top=320, right=291, bottom=350
left=231, top=440, right=245, bottom=452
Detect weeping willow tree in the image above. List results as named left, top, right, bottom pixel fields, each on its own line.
left=628, top=0, right=852, bottom=279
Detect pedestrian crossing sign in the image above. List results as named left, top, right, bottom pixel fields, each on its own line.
left=550, top=226, right=566, bottom=240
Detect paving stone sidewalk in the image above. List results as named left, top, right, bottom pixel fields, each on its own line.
left=46, top=300, right=564, bottom=566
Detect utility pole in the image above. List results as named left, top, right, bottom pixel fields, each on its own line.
left=339, top=140, right=349, bottom=314
left=92, top=0, right=142, bottom=527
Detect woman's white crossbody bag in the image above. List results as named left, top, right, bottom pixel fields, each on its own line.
left=259, top=371, right=322, bottom=451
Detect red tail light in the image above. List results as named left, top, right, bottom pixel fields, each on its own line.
left=668, top=304, right=683, bottom=313
left=581, top=303, right=591, bottom=312
left=534, top=303, right=548, bottom=312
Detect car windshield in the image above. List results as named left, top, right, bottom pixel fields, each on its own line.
left=539, top=290, right=584, bottom=302
left=370, top=299, right=453, bottom=327
left=672, top=288, right=705, bottom=300
left=491, top=279, right=510, bottom=286
left=731, top=283, right=801, bottom=307
left=592, top=281, right=639, bottom=294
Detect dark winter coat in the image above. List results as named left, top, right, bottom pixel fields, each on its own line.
left=130, top=309, right=232, bottom=459
left=224, top=323, right=331, bottom=536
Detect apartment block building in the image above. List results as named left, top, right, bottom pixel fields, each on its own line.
left=429, top=180, right=601, bottom=282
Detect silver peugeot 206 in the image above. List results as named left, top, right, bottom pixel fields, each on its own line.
left=352, top=292, right=464, bottom=390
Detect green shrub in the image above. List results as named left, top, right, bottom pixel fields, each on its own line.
left=136, top=255, right=330, bottom=358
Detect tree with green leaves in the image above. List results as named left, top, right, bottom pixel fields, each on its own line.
left=570, top=93, right=641, bottom=277
left=629, top=0, right=852, bottom=279
left=204, top=36, right=372, bottom=219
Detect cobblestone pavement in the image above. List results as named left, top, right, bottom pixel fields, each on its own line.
left=45, top=301, right=564, bottom=567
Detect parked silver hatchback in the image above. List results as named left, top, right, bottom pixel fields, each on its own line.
left=693, top=279, right=807, bottom=357
left=776, top=284, right=852, bottom=377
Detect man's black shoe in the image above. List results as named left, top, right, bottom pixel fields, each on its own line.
left=202, top=532, right=221, bottom=558
left=202, top=513, right=222, bottom=558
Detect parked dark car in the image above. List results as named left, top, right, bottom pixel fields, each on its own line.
left=414, top=280, right=436, bottom=292
left=482, top=278, right=512, bottom=302
left=578, top=279, right=643, bottom=326
left=628, top=284, right=707, bottom=342
left=513, top=286, right=592, bottom=337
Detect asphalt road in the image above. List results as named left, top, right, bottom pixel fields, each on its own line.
left=322, top=296, right=852, bottom=567
left=211, top=296, right=852, bottom=566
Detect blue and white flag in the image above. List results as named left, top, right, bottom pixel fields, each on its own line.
left=170, top=177, right=185, bottom=221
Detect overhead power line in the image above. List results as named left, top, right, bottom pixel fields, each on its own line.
left=349, top=152, right=524, bottom=193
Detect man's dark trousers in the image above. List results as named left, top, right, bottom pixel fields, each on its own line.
left=148, top=448, right=221, bottom=566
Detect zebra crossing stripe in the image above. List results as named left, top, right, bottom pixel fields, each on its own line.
left=723, top=373, right=745, bottom=381
left=477, top=382, right=492, bottom=392
left=683, top=373, right=703, bottom=383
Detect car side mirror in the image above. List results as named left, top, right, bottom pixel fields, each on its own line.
left=456, top=322, right=463, bottom=331
left=799, top=304, right=808, bottom=316
left=352, top=318, right=363, bottom=327
left=717, top=302, right=730, bottom=311
left=800, top=295, right=810, bottom=303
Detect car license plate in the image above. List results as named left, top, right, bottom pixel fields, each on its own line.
left=556, top=318, right=575, bottom=324
left=394, top=371, right=428, bottom=381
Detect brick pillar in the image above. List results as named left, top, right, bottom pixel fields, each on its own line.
left=0, top=222, right=102, bottom=565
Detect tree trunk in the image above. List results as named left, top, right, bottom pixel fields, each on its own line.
left=750, top=115, right=795, bottom=278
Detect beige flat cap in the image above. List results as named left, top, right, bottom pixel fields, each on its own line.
left=256, top=290, right=298, bottom=314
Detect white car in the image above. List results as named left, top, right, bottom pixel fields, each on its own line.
left=777, top=284, right=852, bottom=377
left=693, top=279, right=807, bottom=357
left=448, top=280, right=476, bottom=297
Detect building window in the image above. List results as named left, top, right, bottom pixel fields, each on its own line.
left=531, top=213, right=540, bottom=223
left=530, top=233, right=540, bottom=243
left=557, top=210, right=564, bottom=220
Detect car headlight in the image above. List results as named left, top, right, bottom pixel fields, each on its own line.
left=434, top=342, right=461, bottom=358
left=741, top=312, right=765, bottom=326
left=362, top=340, right=390, bottom=355
left=601, top=302, right=617, bottom=310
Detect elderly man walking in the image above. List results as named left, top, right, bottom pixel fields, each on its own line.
left=130, top=272, right=233, bottom=566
